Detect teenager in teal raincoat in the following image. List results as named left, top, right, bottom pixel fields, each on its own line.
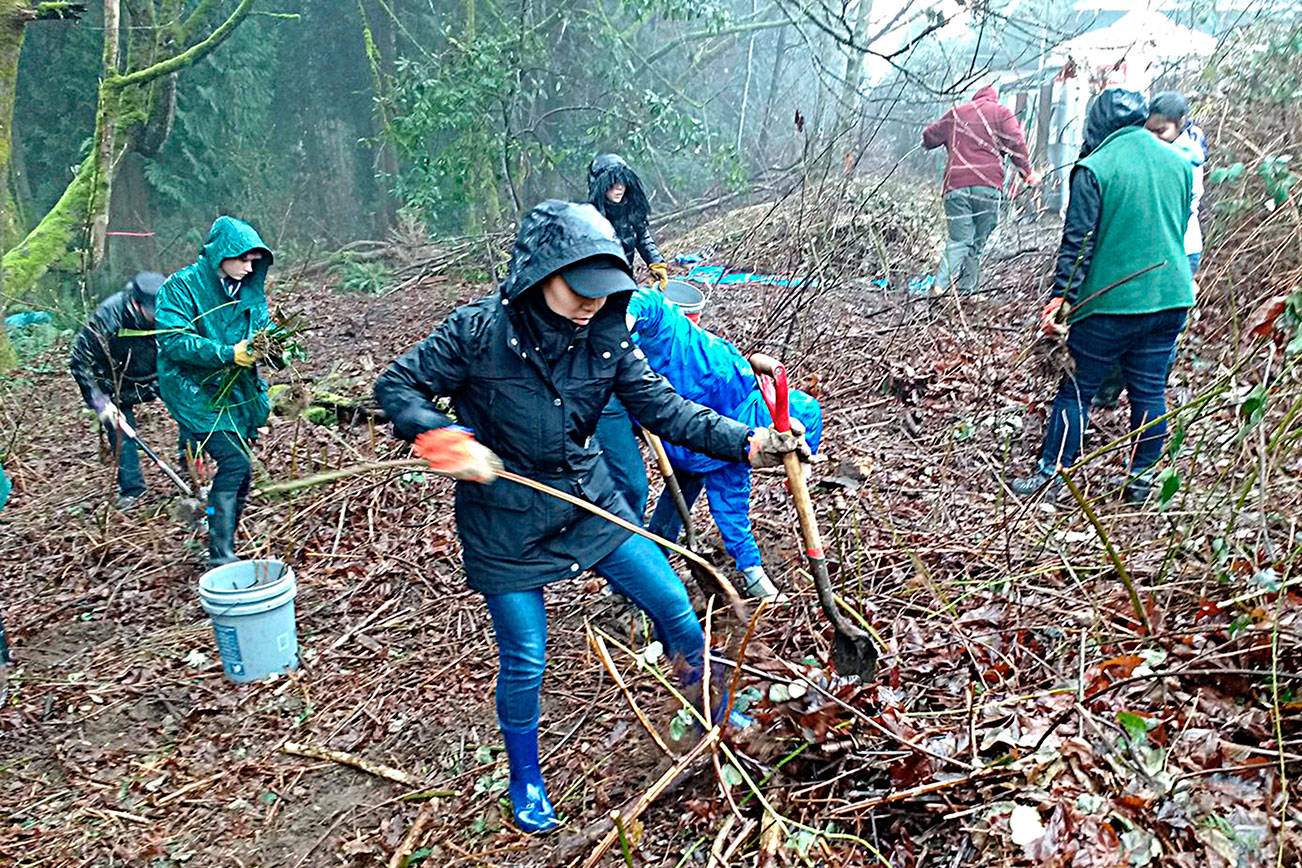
left=155, top=216, right=274, bottom=568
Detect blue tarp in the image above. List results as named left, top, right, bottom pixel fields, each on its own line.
left=4, top=311, right=53, bottom=330
left=684, top=264, right=817, bottom=289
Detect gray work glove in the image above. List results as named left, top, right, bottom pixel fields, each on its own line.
left=746, top=422, right=811, bottom=469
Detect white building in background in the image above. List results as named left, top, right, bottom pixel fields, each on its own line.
left=997, top=5, right=1218, bottom=212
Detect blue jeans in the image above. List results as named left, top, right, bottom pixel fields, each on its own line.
left=105, top=405, right=146, bottom=497
left=483, top=533, right=703, bottom=730
left=936, top=186, right=1001, bottom=293
left=595, top=397, right=648, bottom=519
left=1038, top=308, right=1187, bottom=476
left=647, top=464, right=763, bottom=572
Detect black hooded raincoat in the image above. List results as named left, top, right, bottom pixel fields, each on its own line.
left=587, top=154, right=664, bottom=268
left=69, top=273, right=166, bottom=407
left=374, top=201, right=750, bottom=595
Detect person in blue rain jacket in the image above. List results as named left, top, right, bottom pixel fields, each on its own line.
left=621, top=287, right=823, bottom=601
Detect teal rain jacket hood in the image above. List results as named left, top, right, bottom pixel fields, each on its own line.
left=155, top=216, right=274, bottom=438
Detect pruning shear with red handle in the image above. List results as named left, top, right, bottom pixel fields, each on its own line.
left=751, top=353, right=877, bottom=679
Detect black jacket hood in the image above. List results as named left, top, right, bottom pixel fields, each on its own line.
left=1081, top=89, right=1148, bottom=157
left=500, top=200, right=633, bottom=302
left=587, top=153, right=651, bottom=227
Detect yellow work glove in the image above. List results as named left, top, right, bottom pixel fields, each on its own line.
left=648, top=262, right=669, bottom=291
left=232, top=340, right=258, bottom=368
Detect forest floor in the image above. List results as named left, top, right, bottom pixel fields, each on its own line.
left=0, top=190, right=1299, bottom=867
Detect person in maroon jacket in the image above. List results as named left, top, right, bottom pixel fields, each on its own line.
left=923, top=84, right=1040, bottom=295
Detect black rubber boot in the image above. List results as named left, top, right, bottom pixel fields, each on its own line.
left=1121, top=473, right=1155, bottom=505
left=207, top=489, right=240, bottom=568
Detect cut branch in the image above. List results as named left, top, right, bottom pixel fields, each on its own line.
left=281, top=741, right=433, bottom=789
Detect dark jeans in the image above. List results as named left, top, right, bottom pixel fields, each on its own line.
left=1095, top=254, right=1199, bottom=407
left=483, top=533, right=703, bottom=730
left=179, top=430, right=252, bottom=564
left=595, top=397, right=648, bottom=519
left=104, top=405, right=146, bottom=497
left=1038, top=308, right=1187, bottom=477
left=648, top=468, right=702, bottom=550
left=936, top=186, right=1001, bottom=294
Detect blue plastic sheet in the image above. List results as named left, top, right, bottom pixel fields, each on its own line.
left=4, top=311, right=53, bottom=330
left=684, top=264, right=816, bottom=289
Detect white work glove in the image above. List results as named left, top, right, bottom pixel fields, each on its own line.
left=738, top=566, right=788, bottom=603
left=90, top=393, right=125, bottom=431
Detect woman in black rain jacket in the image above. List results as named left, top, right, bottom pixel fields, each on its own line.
left=374, top=200, right=807, bottom=834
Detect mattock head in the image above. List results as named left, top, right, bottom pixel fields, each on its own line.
left=832, top=629, right=879, bottom=681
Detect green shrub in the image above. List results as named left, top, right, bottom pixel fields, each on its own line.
left=336, top=256, right=393, bottom=294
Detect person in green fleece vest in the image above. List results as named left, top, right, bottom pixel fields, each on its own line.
left=156, top=216, right=275, bottom=568
left=1012, top=89, right=1194, bottom=504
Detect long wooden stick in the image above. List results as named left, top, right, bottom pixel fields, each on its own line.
left=589, top=630, right=674, bottom=758
left=254, top=458, right=743, bottom=606
left=1057, top=468, right=1152, bottom=632
left=282, top=741, right=429, bottom=789
left=645, top=431, right=697, bottom=550
left=388, top=800, right=440, bottom=868
left=496, top=470, right=742, bottom=606
left=828, top=762, right=1016, bottom=816
left=581, top=727, right=721, bottom=868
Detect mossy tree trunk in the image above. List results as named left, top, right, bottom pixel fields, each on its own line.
left=0, top=0, right=257, bottom=370
left=0, top=0, right=87, bottom=368
left=0, top=0, right=26, bottom=252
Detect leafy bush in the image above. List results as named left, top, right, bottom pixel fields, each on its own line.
left=336, top=256, right=393, bottom=294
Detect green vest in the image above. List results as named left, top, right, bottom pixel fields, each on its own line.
left=1074, top=126, right=1193, bottom=319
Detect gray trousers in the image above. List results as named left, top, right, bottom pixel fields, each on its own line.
left=935, top=186, right=1002, bottom=294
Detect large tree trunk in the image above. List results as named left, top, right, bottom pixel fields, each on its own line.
left=833, top=0, right=874, bottom=152
left=361, top=0, right=399, bottom=233
left=2, top=0, right=119, bottom=303
left=755, top=24, right=788, bottom=167
left=0, top=0, right=31, bottom=368
left=0, top=0, right=25, bottom=252
left=0, top=0, right=255, bottom=324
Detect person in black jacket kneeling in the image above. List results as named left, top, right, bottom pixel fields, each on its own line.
left=69, top=272, right=166, bottom=509
left=374, top=200, right=807, bottom=834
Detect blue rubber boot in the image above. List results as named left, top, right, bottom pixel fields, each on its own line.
left=501, top=726, right=559, bottom=834
left=683, top=661, right=753, bottom=731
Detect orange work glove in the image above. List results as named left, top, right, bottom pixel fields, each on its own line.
left=1039, top=297, right=1070, bottom=337
left=413, top=427, right=503, bottom=483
